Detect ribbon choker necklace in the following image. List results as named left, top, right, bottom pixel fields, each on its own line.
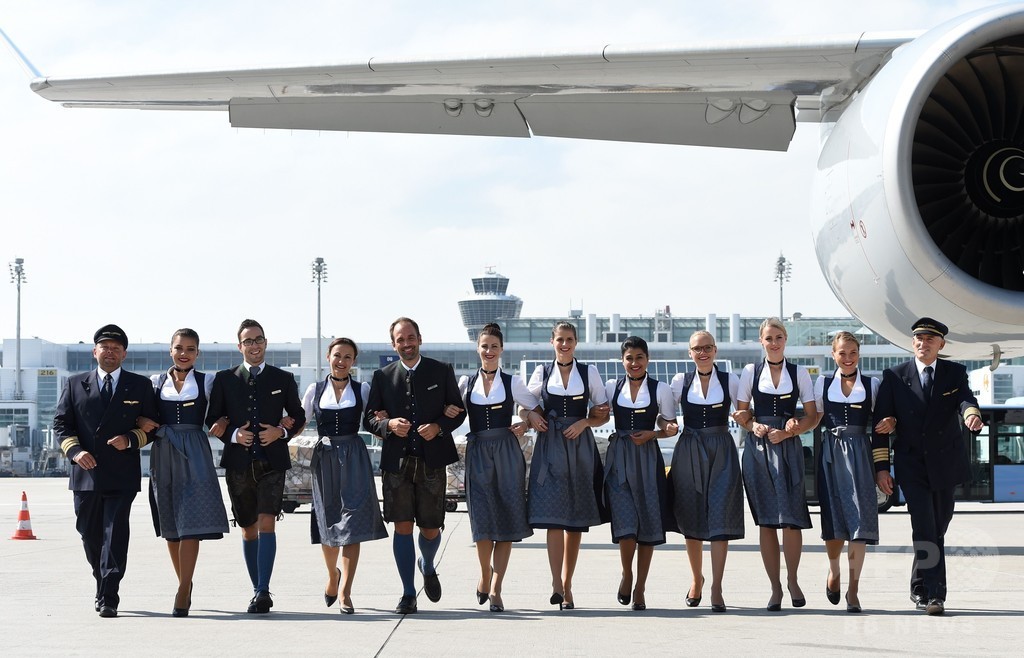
left=697, top=369, right=713, bottom=377
left=627, top=374, right=645, bottom=381
left=766, top=358, right=785, bottom=366
left=840, top=371, right=857, bottom=379
left=557, top=360, right=573, bottom=367
left=172, top=366, right=192, bottom=373
left=329, top=375, right=349, bottom=382
left=480, top=367, right=498, bottom=375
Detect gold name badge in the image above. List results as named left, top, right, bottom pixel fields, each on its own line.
left=491, top=404, right=503, bottom=410
left=183, top=401, right=195, bottom=407
left=634, top=409, right=644, bottom=414
left=851, top=404, right=862, bottom=409
left=780, top=394, right=791, bottom=400
left=572, top=395, right=584, bottom=400
left=712, top=404, right=723, bottom=408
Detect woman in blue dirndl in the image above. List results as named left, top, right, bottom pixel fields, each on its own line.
left=301, top=337, right=387, bottom=614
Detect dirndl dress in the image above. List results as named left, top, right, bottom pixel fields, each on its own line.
left=149, top=371, right=229, bottom=541
left=817, top=376, right=879, bottom=543
left=309, top=379, right=387, bottom=547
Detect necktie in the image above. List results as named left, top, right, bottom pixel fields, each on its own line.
left=101, top=373, right=113, bottom=405
left=923, top=365, right=934, bottom=399
left=249, top=365, right=260, bottom=381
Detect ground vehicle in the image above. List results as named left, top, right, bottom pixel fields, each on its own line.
left=801, top=404, right=1024, bottom=512
left=281, top=431, right=382, bottom=514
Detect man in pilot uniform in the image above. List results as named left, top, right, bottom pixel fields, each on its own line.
left=873, top=317, right=983, bottom=616
left=54, top=324, right=158, bottom=618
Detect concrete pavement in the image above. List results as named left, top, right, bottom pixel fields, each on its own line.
left=2, top=478, right=1023, bottom=656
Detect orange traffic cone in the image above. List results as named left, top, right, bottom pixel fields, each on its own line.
left=10, top=491, right=38, bottom=540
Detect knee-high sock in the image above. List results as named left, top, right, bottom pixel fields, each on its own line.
left=418, top=532, right=442, bottom=575
left=242, top=537, right=259, bottom=590
left=393, top=533, right=416, bottom=596
left=256, top=532, right=277, bottom=593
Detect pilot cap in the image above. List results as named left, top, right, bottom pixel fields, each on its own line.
left=94, top=324, right=128, bottom=349
left=911, top=317, right=948, bottom=338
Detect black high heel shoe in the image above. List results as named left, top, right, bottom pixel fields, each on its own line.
left=172, top=583, right=193, bottom=617
left=325, top=567, right=341, bottom=607
left=685, top=576, right=704, bottom=607
left=341, top=596, right=355, bottom=615
left=617, top=577, right=631, bottom=606
left=788, top=586, right=806, bottom=608
left=549, top=591, right=564, bottom=606
left=845, top=593, right=861, bottom=613
left=826, top=584, right=841, bottom=606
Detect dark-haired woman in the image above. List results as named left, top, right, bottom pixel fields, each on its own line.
left=457, top=323, right=538, bottom=612
left=145, top=328, right=230, bottom=617
left=604, top=336, right=677, bottom=611
left=301, top=338, right=387, bottom=615
left=812, top=331, right=879, bottom=613
left=669, top=330, right=744, bottom=613
left=733, top=317, right=817, bottom=611
left=524, top=321, right=610, bottom=609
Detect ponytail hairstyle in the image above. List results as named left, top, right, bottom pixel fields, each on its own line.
left=551, top=321, right=578, bottom=339
left=620, top=335, right=649, bottom=356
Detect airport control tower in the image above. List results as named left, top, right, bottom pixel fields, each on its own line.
left=458, top=268, right=524, bottom=339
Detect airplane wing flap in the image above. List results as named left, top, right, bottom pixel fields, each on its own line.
left=519, top=91, right=795, bottom=151
left=229, top=95, right=531, bottom=137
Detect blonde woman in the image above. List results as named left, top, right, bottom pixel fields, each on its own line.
left=670, top=331, right=743, bottom=613
left=733, top=318, right=817, bottom=611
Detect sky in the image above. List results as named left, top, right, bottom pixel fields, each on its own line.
left=0, top=0, right=1001, bottom=347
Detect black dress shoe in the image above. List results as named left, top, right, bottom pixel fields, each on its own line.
left=788, top=586, right=806, bottom=608
left=711, top=602, right=727, bottom=613
left=418, top=558, right=442, bottom=603
left=617, top=585, right=631, bottom=606
left=172, top=606, right=189, bottom=617
left=325, top=567, right=341, bottom=607
left=686, top=576, right=704, bottom=607
left=549, top=591, right=564, bottom=606
left=340, top=598, right=355, bottom=615
left=826, top=585, right=841, bottom=606
left=94, top=599, right=100, bottom=613
left=395, top=594, right=418, bottom=614
left=477, top=590, right=488, bottom=605
left=845, top=593, right=861, bottom=613
left=248, top=590, right=272, bottom=614
left=926, top=598, right=945, bottom=616
left=98, top=605, right=117, bottom=618
left=910, top=591, right=927, bottom=610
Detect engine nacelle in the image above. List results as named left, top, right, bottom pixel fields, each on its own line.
left=813, top=4, right=1024, bottom=362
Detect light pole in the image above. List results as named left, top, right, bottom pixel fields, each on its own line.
left=773, top=253, right=792, bottom=320
left=311, top=257, right=328, bottom=381
left=8, top=258, right=26, bottom=400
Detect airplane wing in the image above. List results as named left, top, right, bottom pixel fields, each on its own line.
left=29, top=33, right=914, bottom=152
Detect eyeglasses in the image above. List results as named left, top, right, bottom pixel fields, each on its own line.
left=241, top=337, right=266, bottom=347
left=689, top=345, right=716, bottom=353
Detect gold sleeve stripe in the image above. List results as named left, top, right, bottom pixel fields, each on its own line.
left=60, top=437, right=80, bottom=455
left=872, top=448, right=889, bottom=463
left=963, top=407, right=981, bottom=419
left=132, top=429, right=149, bottom=449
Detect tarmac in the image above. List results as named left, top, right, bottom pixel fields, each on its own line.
left=2, top=478, right=1023, bottom=657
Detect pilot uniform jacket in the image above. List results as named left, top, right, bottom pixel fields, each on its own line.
left=364, top=357, right=467, bottom=474
left=54, top=369, right=158, bottom=492
left=872, top=359, right=977, bottom=491
left=206, top=364, right=306, bottom=473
